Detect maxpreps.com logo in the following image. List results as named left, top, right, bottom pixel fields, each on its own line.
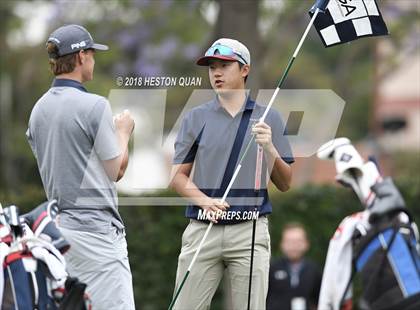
left=71, top=40, right=87, bottom=50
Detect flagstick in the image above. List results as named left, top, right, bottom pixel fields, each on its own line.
left=168, top=8, right=320, bottom=309
left=260, top=7, right=320, bottom=121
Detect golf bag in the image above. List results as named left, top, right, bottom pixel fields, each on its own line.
left=348, top=180, right=420, bottom=310
left=0, top=200, right=91, bottom=310
left=317, top=138, right=420, bottom=310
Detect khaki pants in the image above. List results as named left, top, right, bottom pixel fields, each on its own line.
left=173, top=216, right=271, bottom=310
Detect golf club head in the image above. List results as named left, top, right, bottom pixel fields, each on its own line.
left=357, top=161, right=382, bottom=207
left=0, top=202, right=8, bottom=225
left=369, top=177, right=406, bottom=223
left=318, top=138, right=382, bottom=205
left=58, top=277, right=91, bottom=310
left=317, top=137, right=351, bottom=160
left=22, top=200, right=70, bottom=254
left=318, top=138, right=364, bottom=184
left=3, top=205, right=24, bottom=238
left=0, top=202, right=12, bottom=243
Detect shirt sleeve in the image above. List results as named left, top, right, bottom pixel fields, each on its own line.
left=26, top=127, right=37, bottom=160
left=173, top=111, right=203, bottom=165
left=87, top=98, right=121, bottom=161
left=269, top=110, right=295, bottom=164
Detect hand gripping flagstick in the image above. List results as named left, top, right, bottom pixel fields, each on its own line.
left=169, top=4, right=327, bottom=309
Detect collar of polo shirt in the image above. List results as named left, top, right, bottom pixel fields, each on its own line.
left=212, top=94, right=255, bottom=112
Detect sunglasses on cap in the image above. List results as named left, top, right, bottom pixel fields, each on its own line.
left=205, top=44, right=248, bottom=65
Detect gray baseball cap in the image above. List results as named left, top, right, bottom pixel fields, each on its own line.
left=46, top=24, right=108, bottom=58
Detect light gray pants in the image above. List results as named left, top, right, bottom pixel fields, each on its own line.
left=59, top=226, right=135, bottom=310
left=173, top=216, right=271, bottom=310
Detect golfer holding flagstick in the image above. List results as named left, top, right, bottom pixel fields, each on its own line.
left=170, top=38, right=294, bottom=309
left=27, top=25, right=135, bottom=309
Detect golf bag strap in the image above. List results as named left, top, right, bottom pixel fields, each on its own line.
left=411, top=234, right=420, bottom=271
left=339, top=226, right=399, bottom=308
left=385, top=232, right=420, bottom=296
left=219, top=105, right=254, bottom=193
left=355, top=228, right=396, bottom=271
left=356, top=227, right=420, bottom=297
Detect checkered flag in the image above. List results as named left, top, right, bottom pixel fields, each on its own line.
left=309, top=0, right=389, bottom=47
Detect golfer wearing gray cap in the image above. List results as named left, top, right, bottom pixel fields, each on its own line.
left=170, top=38, right=294, bottom=309
left=26, top=24, right=135, bottom=309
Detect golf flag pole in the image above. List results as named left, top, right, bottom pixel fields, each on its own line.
left=260, top=6, right=320, bottom=122
left=169, top=5, right=325, bottom=309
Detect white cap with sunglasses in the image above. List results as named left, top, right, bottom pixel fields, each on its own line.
left=196, top=38, right=251, bottom=66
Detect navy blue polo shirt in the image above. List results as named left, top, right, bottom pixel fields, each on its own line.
left=173, top=96, right=294, bottom=224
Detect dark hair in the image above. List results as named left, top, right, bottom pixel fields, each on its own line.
left=281, top=222, right=308, bottom=238
left=46, top=42, right=77, bottom=75
left=238, top=62, right=248, bottom=83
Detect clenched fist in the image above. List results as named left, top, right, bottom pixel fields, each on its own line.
left=114, top=109, right=135, bottom=136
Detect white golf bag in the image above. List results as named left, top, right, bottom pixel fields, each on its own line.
left=316, top=138, right=420, bottom=310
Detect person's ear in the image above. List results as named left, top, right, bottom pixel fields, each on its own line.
left=77, top=50, right=85, bottom=65
left=241, top=64, right=250, bottom=78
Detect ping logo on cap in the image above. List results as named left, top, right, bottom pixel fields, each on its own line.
left=340, top=153, right=352, bottom=162
left=71, top=40, right=87, bottom=50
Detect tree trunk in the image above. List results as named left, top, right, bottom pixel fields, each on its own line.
left=0, top=3, right=14, bottom=189
left=214, top=0, right=262, bottom=97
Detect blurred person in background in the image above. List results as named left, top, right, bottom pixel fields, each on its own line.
left=267, top=222, right=322, bottom=310
left=26, top=24, right=135, bottom=309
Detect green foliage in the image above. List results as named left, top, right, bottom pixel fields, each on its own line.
left=0, top=184, right=45, bottom=212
